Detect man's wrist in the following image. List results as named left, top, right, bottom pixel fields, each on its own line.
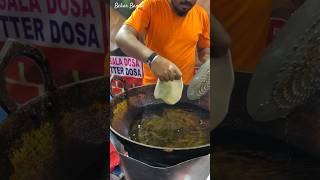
left=146, top=52, right=158, bottom=67
left=149, top=55, right=159, bottom=68
left=200, top=55, right=210, bottom=63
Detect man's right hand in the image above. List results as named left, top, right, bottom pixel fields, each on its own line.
left=150, top=56, right=182, bottom=81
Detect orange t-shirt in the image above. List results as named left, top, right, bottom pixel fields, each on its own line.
left=212, top=0, right=272, bottom=73
left=125, top=0, right=210, bottom=84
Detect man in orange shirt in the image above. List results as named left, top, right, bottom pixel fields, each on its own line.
left=212, top=0, right=305, bottom=117
left=213, top=0, right=305, bottom=73
left=212, top=0, right=273, bottom=116
left=213, top=0, right=273, bottom=74
left=116, top=0, right=227, bottom=85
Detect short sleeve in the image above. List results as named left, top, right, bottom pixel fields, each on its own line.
left=198, top=12, right=210, bottom=49
left=124, top=0, right=152, bottom=33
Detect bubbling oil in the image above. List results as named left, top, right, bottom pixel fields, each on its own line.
left=129, top=104, right=210, bottom=148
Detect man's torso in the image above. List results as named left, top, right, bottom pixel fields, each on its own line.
left=212, top=0, right=273, bottom=73
left=135, top=0, right=208, bottom=84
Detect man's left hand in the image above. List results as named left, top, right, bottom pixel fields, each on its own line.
left=198, top=48, right=210, bottom=64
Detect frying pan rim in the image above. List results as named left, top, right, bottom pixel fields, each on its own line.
left=110, top=127, right=210, bottom=151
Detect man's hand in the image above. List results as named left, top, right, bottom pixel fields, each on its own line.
left=198, top=48, right=210, bottom=64
left=150, top=56, right=182, bottom=81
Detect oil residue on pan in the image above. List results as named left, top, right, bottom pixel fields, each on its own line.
left=129, top=103, right=210, bottom=148
left=212, top=129, right=320, bottom=180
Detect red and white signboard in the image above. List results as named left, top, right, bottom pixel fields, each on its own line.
left=110, top=56, right=143, bottom=78
left=110, top=55, right=143, bottom=95
left=0, top=0, right=104, bottom=53
left=0, top=0, right=107, bottom=104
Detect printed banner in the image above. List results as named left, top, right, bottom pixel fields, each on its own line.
left=110, top=56, right=143, bottom=78
left=0, top=0, right=104, bottom=53
left=0, top=0, right=106, bottom=104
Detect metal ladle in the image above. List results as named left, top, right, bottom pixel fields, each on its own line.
left=187, top=51, right=234, bottom=130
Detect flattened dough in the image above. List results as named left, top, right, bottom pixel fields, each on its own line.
left=154, top=78, right=183, bottom=105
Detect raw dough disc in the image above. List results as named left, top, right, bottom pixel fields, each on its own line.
left=154, top=78, right=183, bottom=105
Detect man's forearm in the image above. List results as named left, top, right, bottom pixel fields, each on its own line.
left=115, top=25, right=154, bottom=63
left=212, top=16, right=231, bottom=58
left=198, top=48, right=210, bottom=63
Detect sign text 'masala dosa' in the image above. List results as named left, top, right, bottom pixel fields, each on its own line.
left=0, top=0, right=104, bottom=53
